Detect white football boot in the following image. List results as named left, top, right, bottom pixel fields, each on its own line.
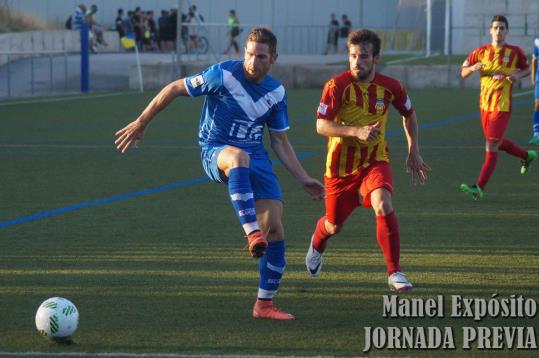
left=306, top=236, right=324, bottom=277
left=388, top=271, right=413, bottom=292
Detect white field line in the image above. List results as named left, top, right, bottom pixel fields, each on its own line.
left=0, top=353, right=334, bottom=358
left=0, top=144, right=198, bottom=149
left=0, top=87, right=531, bottom=108
left=513, top=89, right=533, bottom=97
left=385, top=56, right=424, bottom=65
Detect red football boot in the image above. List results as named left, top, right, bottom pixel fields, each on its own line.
left=252, top=299, right=295, bottom=320
left=245, top=231, right=267, bottom=258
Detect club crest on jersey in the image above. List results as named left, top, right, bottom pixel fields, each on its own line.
left=189, top=75, right=205, bottom=88
left=327, top=79, right=336, bottom=89
left=375, top=99, right=385, bottom=113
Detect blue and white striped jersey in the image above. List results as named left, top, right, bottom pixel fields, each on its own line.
left=184, top=60, right=289, bottom=150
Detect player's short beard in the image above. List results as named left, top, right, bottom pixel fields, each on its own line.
left=357, top=65, right=373, bottom=81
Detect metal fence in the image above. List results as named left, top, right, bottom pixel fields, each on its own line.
left=0, top=51, right=71, bottom=97
left=1, top=20, right=538, bottom=99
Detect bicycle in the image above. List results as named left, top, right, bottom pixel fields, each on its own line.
left=187, top=34, right=208, bottom=54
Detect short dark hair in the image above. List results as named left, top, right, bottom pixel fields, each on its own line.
left=247, top=27, right=277, bottom=54
left=347, top=29, right=381, bottom=57
left=491, top=15, right=509, bottom=29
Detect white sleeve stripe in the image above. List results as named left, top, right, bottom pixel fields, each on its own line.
left=183, top=78, right=193, bottom=97
left=268, top=126, right=290, bottom=132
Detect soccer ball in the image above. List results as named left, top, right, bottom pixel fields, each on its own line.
left=35, top=297, right=79, bottom=341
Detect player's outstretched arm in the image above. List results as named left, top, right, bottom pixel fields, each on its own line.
left=115, top=79, right=189, bottom=153
left=269, top=131, right=324, bottom=200
left=402, top=111, right=431, bottom=185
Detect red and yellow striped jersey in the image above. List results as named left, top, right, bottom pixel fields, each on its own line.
left=317, top=71, right=414, bottom=178
left=463, top=44, right=529, bottom=112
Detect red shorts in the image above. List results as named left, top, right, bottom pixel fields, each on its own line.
left=481, top=110, right=510, bottom=143
left=324, top=161, right=393, bottom=225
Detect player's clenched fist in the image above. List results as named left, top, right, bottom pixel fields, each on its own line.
left=355, top=122, right=381, bottom=142
left=471, top=63, right=484, bottom=72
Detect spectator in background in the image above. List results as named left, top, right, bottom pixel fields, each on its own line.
left=71, top=4, right=87, bottom=30
left=323, top=13, right=339, bottom=55
left=223, top=9, right=240, bottom=57
left=132, top=7, right=143, bottom=49
left=115, top=8, right=126, bottom=38
left=339, top=14, right=351, bottom=53
left=188, top=5, right=204, bottom=22
left=124, top=10, right=134, bottom=35
left=86, top=4, right=108, bottom=52
left=186, top=5, right=204, bottom=52
left=169, top=8, right=180, bottom=51
left=158, top=10, right=171, bottom=51
left=180, top=11, right=188, bottom=52
left=144, top=10, right=159, bottom=52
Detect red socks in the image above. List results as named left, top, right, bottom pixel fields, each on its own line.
left=499, top=139, right=527, bottom=160
left=312, top=216, right=331, bottom=253
left=312, top=212, right=402, bottom=275
left=475, top=139, right=526, bottom=189
left=376, top=211, right=401, bottom=275
left=477, top=151, right=498, bottom=189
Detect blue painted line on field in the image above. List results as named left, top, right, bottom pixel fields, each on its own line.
left=0, top=95, right=533, bottom=230
left=386, top=100, right=529, bottom=138
left=0, top=152, right=315, bottom=229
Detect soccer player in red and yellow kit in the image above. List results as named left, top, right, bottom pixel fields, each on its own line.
left=460, top=15, right=536, bottom=200
left=305, top=29, right=431, bottom=292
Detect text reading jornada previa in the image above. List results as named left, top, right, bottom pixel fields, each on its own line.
left=363, top=294, right=537, bottom=352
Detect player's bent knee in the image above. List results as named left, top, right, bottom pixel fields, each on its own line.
left=220, top=147, right=250, bottom=170
left=373, top=200, right=393, bottom=216
left=486, top=140, right=501, bottom=151
left=265, top=224, right=284, bottom=241
left=325, top=221, right=342, bottom=235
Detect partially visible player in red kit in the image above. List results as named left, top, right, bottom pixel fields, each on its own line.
left=305, top=29, right=431, bottom=292
left=460, top=15, right=535, bottom=200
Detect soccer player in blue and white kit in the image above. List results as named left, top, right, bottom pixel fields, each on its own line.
left=530, top=38, right=539, bottom=145
left=115, top=28, right=324, bottom=320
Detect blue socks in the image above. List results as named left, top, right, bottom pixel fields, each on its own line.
left=258, top=240, right=286, bottom=299
left=533, top=111, right=539, bottom=135
left=228, top=167, right=260, bottom=235
left=228, top=168, right=286, bottom=300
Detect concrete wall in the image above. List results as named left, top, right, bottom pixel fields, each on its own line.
left=0, top=30, right=120, bottom=66
left=6, top=0, right=412, bottom=31
left=131, top=62, right=532, bottom=91
left=5, top=0, right=428, bottom=55
left=451, top=0, right=539, bottom=54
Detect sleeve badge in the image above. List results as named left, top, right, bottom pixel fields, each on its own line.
left=189, top=75, right=205, bottom=88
